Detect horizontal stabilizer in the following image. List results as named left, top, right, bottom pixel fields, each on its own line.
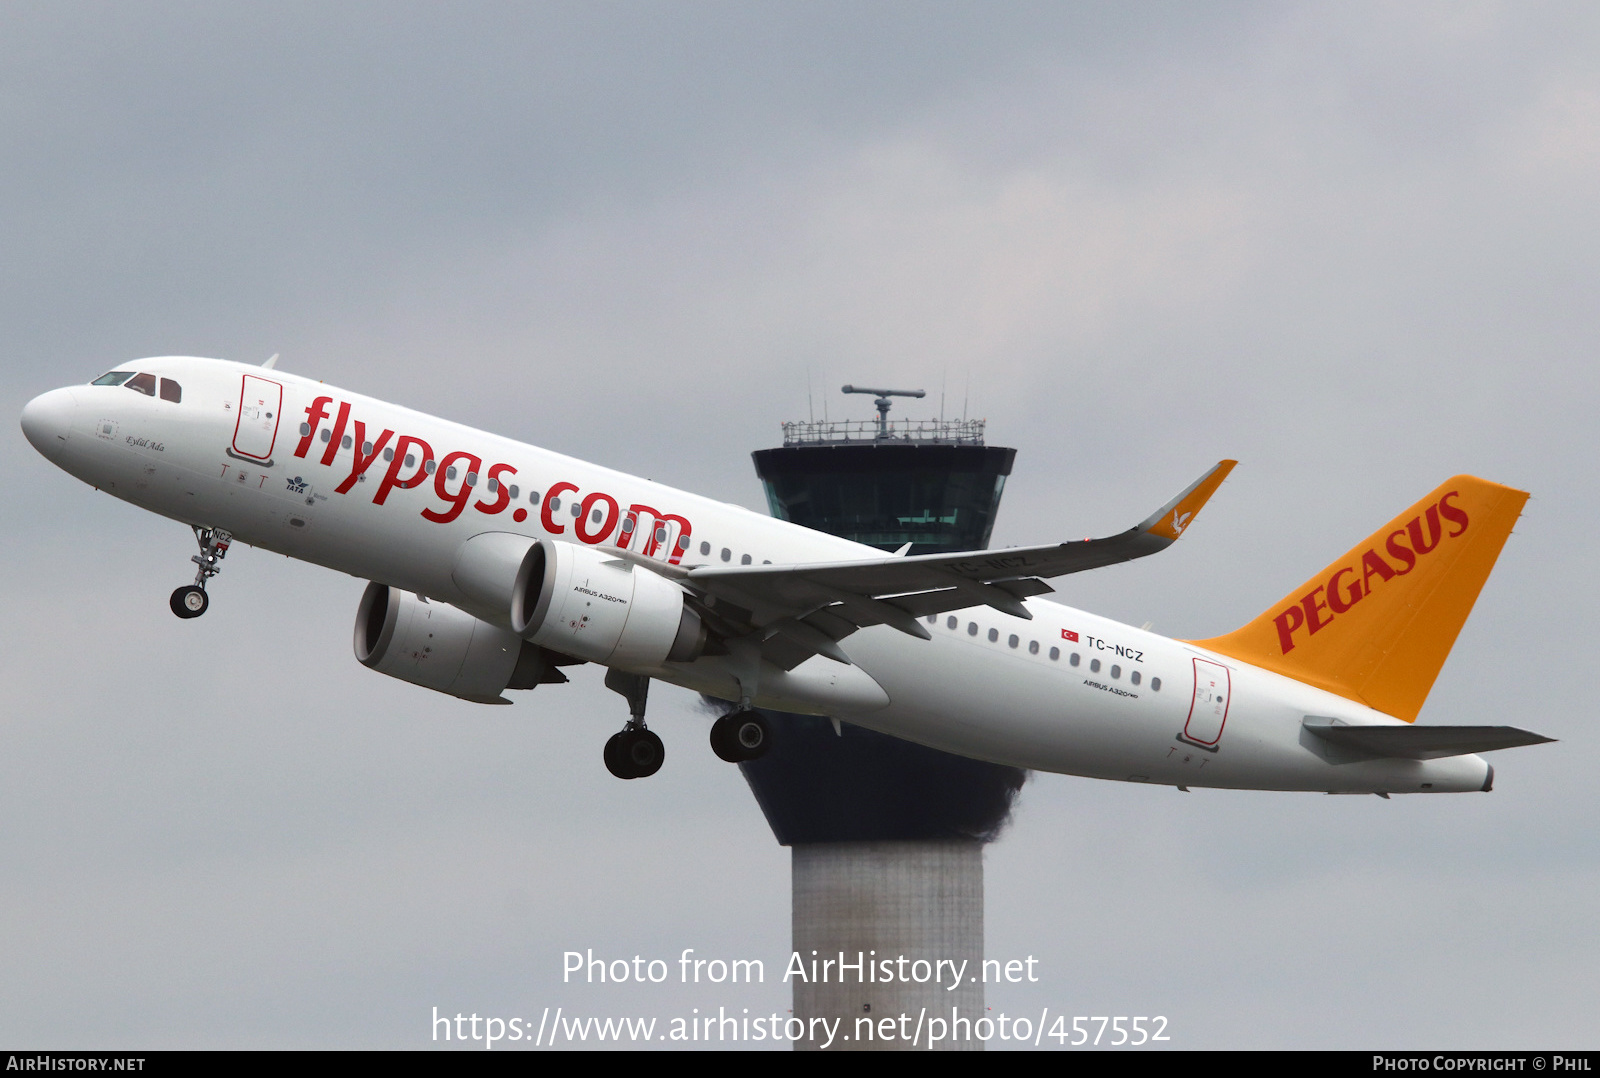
left=1303, top=718, right=1554, bottom=760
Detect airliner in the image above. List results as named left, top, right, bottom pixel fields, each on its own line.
left=20, top=356, right=1551, bottom=788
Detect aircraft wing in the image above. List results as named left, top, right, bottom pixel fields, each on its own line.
left=631, top=459, right=1235, bottom=669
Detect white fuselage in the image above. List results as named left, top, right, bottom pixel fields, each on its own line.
left=22, top=357, right=1492, bottom=794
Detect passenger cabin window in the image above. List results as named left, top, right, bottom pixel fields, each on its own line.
left=125, top=372, right=157, bottom=396
left=159, top=378, right=181, bottom=403
left=91, top=371, right=134, bottom=386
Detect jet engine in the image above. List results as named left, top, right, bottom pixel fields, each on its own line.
left=443, top=532, right=706, bottom=668
left=354, top=582, right=568, bottom=703
left=511, top=539, right=705, bottom=667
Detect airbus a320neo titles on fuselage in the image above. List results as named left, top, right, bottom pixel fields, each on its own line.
left=20, top=357, right=1552, bottom=786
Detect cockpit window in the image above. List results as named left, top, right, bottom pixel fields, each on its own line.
left=124, top=372, right=157, bottom=396
left=91, top=371, right=134, bottom=386
left=159, top=378, right=182, bottom=403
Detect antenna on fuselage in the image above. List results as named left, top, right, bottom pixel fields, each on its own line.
left=261, top=354, right=280, bottom=370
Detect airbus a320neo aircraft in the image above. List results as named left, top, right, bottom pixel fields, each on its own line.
left=21, top=356, right=1552, bottom=788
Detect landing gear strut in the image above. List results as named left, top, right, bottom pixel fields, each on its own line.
left=710, top=710, right=771, bottom=763
left=170, top=526, right=231, bottom=619
left=603, top=670, right=664, bottom=779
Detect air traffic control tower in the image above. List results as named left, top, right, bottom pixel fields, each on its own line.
left=743, top=387, right=1026, bottom=1051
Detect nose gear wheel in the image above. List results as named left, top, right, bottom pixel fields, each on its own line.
left=170, top=526, right=232, bottom=619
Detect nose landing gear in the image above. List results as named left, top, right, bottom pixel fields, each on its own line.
left=169, top=526, right=231, bottom=619
left=603, top=670, right=664, bottom=779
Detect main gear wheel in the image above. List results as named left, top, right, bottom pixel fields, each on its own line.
left=604, top=728, right=665, bottom=779
left=710, top=710, right=770, bottom=763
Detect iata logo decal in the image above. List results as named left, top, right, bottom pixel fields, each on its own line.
left=292, top=395, right=695, bottom=562
left=1272, top=492, right=1469, bottom=655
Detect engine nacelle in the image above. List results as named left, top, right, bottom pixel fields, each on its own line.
left=355, top=582, right=565, bottom=703
left=511, top=539, right=705, bottom=667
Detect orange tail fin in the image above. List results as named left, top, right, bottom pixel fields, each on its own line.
left=1190, top=477, right=1528, bottom=721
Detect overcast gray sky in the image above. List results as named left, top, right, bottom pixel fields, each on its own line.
left=4, top=1, right=1597, bottom=1049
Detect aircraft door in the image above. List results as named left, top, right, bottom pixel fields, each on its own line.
left=232, top=375, right=283, bottom=463
left=1184, top=658, right=1231, bottom=746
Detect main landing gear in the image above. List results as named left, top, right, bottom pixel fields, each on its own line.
left=169, top=526, right=231, bottom=619
left=603, top=670, right=664, bottom=780
left=710, top=710, right=771, bottom=764
left=707, top=639, right=771, bottom=764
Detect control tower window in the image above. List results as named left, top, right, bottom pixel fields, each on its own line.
left=91, top=371, right=134, bottom=386
left=124, top=372, right=157, bottom=396
left=159, top=378, right=182, bottom=403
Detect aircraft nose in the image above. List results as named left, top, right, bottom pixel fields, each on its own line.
left=20, top=387, right=77, bottom=462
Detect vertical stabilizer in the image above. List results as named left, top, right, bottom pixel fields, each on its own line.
left=1190, top=476, right=1527, bottom=722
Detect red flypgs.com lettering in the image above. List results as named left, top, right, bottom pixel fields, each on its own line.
left=1272, top=492, right=1469, bottom=654
left=293, top=396, right=694, bottom=562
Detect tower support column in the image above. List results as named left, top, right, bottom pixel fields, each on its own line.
left=791, top=840, right=984, bottom=1051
